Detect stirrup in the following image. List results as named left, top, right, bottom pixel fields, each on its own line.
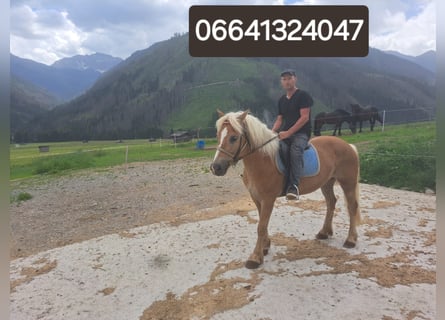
left=286, top=185, right=299, bottom=200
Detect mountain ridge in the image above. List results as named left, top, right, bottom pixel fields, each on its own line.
left=385, top=50, right=436, bottom=73
left=11, top=35, right=436, bottom=142
left=10, top=53, right=122, bottom=101
left=51, top=53, right=123, bottom=73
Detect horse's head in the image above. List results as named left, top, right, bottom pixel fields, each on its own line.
left=210, top=110, right=250, bottom=176
left=350, top=103, right=360, bottom=113
left=348, top=119, right=357, bottom=134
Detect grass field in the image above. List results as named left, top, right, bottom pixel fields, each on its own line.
left=336, top=121, right=436, bottom=192
left=10, top=138, right=217, bottom=181
left=10, top=121, right=436, bottom=192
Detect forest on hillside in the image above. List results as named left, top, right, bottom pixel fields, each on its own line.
left=11, top=35, right=435, bottom=143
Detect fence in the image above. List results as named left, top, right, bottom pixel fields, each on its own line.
left=315, top=107, right=435, bottom=134
left=380, top=107, right=435, bottom=130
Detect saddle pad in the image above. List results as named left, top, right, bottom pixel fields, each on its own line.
left=276, top=143, right=320, bottom=177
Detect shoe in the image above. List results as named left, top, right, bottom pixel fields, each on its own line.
left=286, top=185, right=299, bottom=200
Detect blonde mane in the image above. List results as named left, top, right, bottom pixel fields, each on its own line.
left=216, top=111, right=279, bottom=160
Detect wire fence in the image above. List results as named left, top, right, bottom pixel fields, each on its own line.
left=380, top=107, right=435, bottom=128
left=362, top=152, right=435, bottom=159
left=193, top=107, right=436, bottom=162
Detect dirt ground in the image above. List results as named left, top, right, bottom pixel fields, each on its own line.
left=10, top=158, right=436, bottom=320
left=10, top=158, right=248, bottom=259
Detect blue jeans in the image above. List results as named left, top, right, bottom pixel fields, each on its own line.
left=279, top=133, right=309, bottom=189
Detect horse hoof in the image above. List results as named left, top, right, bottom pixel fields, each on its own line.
left=316, top=233, right=329, bottom=240
left=245, top=260, right=261, bottom=269
left=343, top=240, right=356, bottom=248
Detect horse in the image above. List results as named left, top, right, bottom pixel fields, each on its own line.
left=350, top=104, right=383, bottom=133
left=313, top=109, right=356, bottom=136
left=210, top=110, right=361, bottom=269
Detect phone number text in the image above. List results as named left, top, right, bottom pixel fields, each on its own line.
left=194, top=18, right=364, bottom=42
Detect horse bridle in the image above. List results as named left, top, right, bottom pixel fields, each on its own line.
left=217, top=132, right=249, bottom=165
left=216, top=122, right=278, bottom=165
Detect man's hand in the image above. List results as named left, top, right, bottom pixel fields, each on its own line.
left=278, top=131, right=291, bottom=140
left=279, top=107, right=310, bottom=140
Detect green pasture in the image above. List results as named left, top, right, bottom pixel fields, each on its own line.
left=337, top=121, right=436, bottom=192
left=10, top=121, right=436, bottom=193
left=10, top=138, right=217, bottom=181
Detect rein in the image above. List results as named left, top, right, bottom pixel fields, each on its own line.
left=217, top=128, right=279, bottom=165
left=238, top=134, right=278, bottom=160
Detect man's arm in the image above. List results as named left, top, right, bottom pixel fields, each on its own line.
left=272, top=115, right=283, bottom=133
left=278, top=108, right=310, bottom=140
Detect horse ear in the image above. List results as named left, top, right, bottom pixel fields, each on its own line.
left=216, top=109, right=225, bottom=118
left=237, top=109, right=250, bottom=121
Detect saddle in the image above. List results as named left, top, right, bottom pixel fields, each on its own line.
left=276, top=142, right=320, bottom=184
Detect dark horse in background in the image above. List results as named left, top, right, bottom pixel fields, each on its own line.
left=350, top=103, right=383, bottom=132
left=313, top=109, right=356, bottom=136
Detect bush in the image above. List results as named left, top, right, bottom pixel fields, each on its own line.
left=17, top=192, right=32, bottom=202
left=33, top=152, right=94, bottom=175
left=92, top=149, right=106, bottom=157
left=11, top=192, right=33, bottom=203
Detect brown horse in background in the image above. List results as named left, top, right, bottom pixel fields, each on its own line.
left=210, top=110, right=361, bottom=269
left=313, top=109, right=356, bottom=136
left=350, top=104, right=383, bottom=132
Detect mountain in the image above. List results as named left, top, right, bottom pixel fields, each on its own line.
left=413, top=51, right=436, bottom=73
left=10, top=53, right=122, bottom=101
left=16, top=34, right=435, bottom=142
left=10, top=53, right=122, bottom=140
left=352, top=48, right=435, bottom=85
left=11, top=54, right=101, bottom=101
left=52, top=53, right=122, bottom=73
left=386, top=50, right=436, bottom=73
left=10, top=76, right=61, bottom=141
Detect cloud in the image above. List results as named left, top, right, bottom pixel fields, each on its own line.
left=370, top=1, right=436, bottom=55
left=10, top=0, right=436, bottom=64
left=288, top=0, right=436, bottom=55
left=10, top=4, right=88, bottom=64
left=10, top=0, right=191, bottom=64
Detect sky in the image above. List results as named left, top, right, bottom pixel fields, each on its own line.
left=10, top=0, right=436, bottom=65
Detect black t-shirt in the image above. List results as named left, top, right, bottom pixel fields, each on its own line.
left=278, top=89, right=313, bottom=137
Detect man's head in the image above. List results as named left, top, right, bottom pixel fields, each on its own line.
left=280, top=69, right=297, bottom=91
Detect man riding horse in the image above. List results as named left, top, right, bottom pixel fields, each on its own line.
left=271, top=69, right=313, bottom=201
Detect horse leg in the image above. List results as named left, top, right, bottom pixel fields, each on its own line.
left=370, top=118, right=375, bottom=131
left=359, top=121, right=363, bottom=133
left=251, top=198, right=271, bottom=255
left=338, top=178, right=361, bottom=248
left=316, top=178, right=336, bottom=240
left=246, top=198, right=274, bottom=269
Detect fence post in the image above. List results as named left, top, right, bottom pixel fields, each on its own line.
left=382, top=110, right=386, bottom=132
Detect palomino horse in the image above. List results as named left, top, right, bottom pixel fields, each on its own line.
left=350, top=103, right=383, bottom=133
left=313, top=109, right=356, bottom=136
left=211, top=110, right=360, bottom=269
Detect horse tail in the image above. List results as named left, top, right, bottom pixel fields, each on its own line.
left=371, top=107, right=383, bottom=123
left=376, top=112, right=383, bottom=123
left=349, top=143, right=361, bottom=224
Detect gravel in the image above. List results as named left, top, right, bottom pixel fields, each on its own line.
left=10, top=157, right=248, bottom=259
